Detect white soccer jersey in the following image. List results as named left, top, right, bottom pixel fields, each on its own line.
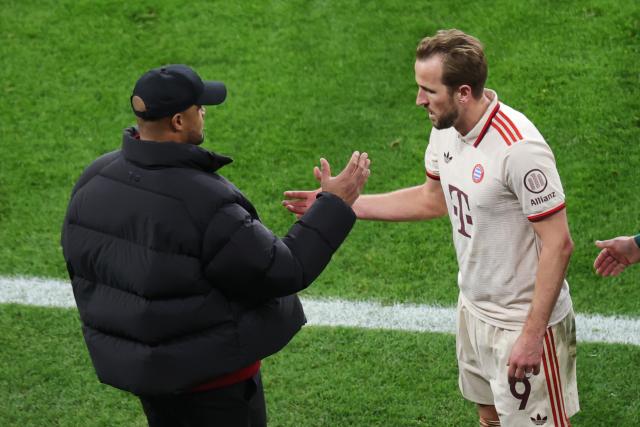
left=425, top=90, right=572, bottom=329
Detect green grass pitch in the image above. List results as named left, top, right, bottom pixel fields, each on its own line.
left=0, top=0, right=639, bottom=425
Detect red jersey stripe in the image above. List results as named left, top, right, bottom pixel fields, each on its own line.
left=426, top=170, right=440, bottom=181
left=498, top=110, right=523, bottom=140
left=493, top=115, right=517, bottom=143
left=528, top=202, right=566, bottom=222
left=545, top=331, right=566, bottom=427
left=549, top=328, right=570, bottom=422
left=490, top=122, right=511, bottom=146
left=473, top=103, right=501, bottom=147
left=545, top=333, right=566, bottom=427
left=542, top=346, right=561, bottom=427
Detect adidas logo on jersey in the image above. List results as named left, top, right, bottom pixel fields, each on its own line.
left=444, top=152, right=453, bottom=163
left=530, top=413, right=548, bottom=425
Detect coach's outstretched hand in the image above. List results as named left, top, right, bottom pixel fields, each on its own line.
left=283, top=151, right=370, bottom=217
left=594, top=236, right=640, bottom=276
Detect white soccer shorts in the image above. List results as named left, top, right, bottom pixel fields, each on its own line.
left=456, top=298, right=579, bottom=426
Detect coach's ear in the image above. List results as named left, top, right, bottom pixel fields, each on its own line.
left=170, top=112, right=184, bottom=132
left=457, top=85, right=473, bottom=104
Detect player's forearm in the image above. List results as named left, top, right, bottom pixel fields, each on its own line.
left=522, top=237, right=574, bottom=338
left=353, top=185, right=447, bottom=221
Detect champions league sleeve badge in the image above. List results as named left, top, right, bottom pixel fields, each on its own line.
left=524, top=169, right=548, bottom=193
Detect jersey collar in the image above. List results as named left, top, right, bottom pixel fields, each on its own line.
left=457, top=89, right=499, bottom=147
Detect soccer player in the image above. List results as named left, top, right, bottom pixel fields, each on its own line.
left=594, top=234, right=640, bottom=276
left=283, top=29, right=579, bottom=426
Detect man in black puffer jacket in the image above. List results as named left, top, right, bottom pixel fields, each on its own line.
left=61, top=64, right=370, bottom=427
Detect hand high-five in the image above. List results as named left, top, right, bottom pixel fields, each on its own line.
left=283, top=151, right=370, bottom=216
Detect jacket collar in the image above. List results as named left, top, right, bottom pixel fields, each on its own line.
left=122, top=127, right=232, bottom=172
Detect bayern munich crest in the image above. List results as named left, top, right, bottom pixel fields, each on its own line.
left=472, top=164, right=484, bottom=183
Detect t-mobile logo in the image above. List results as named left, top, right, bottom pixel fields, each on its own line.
left=448, top=184, right=473, bottom=238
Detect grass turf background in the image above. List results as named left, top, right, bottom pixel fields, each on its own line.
left=0, top=0, right=639, bottom=314
left=1, top=305, right=639, bottom=426
left=1, top=0, right=639, bottom=425
left=1, top=0, right=640, bottom=315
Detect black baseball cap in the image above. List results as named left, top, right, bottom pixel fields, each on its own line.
left=131, top=64, right=226, bottom=120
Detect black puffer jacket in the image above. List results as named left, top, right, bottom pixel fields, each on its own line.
left=61, top=127, right=355, bottom=395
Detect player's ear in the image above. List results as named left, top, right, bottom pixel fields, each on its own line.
left=458, top=85, right=472, bottom=103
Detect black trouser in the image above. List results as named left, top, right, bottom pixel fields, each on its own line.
left=139, top=373, right=267, bottom=427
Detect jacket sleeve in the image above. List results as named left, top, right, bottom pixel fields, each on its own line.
left=203, top=192, right=356, bottom=299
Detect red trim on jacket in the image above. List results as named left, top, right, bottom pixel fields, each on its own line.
left=528, top=203, right=566, bottom=222
left=190, top=360, right=261, bottom=393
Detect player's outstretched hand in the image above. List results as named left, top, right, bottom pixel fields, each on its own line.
left=282, top=188, right=320, bottom=218
left=283, top=151, right=370, bottom=217
left=594, top=236, right=640, bottom=276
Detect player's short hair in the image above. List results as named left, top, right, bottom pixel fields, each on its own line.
left=416, top=29, right=487, bottom=99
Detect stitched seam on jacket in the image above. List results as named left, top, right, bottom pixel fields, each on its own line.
left=82, top=321, right=235, bottom=347
left=73, top=275, right=208, bottom=301
left=67, top=222, right=200, bottom=260
left=203, top=204, right=253, bottom=269
left=71, top=154, right=120, bottom=198
left=263, top=234, right=278, bottom=277
left=295, top=220, right=336, bottom=251
left=97, top=171, right=183, bottom=201
left=95, top=171, right=201, bottom=229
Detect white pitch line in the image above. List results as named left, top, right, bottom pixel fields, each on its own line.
left=1, top=276, right=639, bottom=346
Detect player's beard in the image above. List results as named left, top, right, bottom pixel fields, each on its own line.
left=431, top=103, right=459, bottom=130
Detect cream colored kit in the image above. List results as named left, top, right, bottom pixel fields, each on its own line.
left=425, top=90, right=579, bottom=425
left=424, top=90, right=571, bottom=329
